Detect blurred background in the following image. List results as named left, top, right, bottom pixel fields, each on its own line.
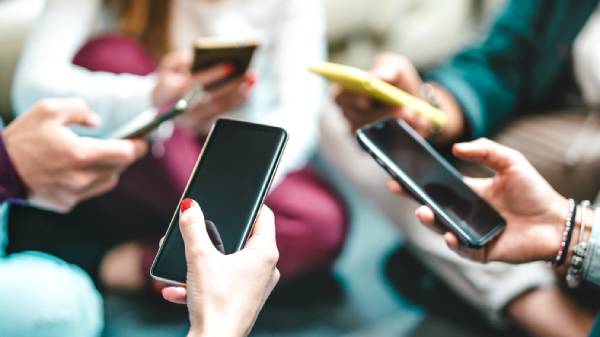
left=0, top=0, right=507, bottom=336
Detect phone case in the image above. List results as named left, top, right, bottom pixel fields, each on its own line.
left=309, top=62, right=448, bottom=128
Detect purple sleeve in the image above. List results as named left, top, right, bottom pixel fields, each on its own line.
left=0, top=132, right=28, bottom=204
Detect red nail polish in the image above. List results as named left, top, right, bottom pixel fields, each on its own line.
left=224, top=64, right=236, bottom=76
left=180, top=198, right=193, bottom=213
left=245, top=72, right=257, bottom=87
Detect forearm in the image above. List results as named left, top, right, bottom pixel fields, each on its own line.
left=0, top=133, right=27, bottom=203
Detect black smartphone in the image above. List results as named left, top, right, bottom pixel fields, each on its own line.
left=356, top=117, right=505, bottom=248
left=151, top=118, right=287, bottom=284
left=192, top=38, right=258, bottom=89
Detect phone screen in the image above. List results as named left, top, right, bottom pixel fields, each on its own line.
left=152, top=119, right=287, bottom=283
left=359, top=118, right=504, bottom=245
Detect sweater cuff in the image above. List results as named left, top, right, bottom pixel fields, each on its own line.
left=425, top=68, right=487, bottom=139
left=0, top=133, right=28, bottom=204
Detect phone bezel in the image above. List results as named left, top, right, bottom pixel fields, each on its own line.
left=356, top=118, right=504, bottom=248
left=150, top=118, right=288, bottom=285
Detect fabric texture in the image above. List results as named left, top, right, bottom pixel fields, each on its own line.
left=0, top=132, right=27, bottom=203
left=426, top=0, right=598, bottom=138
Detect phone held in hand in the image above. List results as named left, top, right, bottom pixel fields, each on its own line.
left=193, top=37, right=259, bottom=89
left=151, top=118, right=287, bottom=285
left=356, top=117, right=505, bottom=248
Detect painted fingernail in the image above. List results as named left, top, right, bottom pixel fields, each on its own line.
left=245, top=72, right=257, bottom=87
left=180, top=198, right=194, bottom=213
left=223, top=64, right=236, bottom=75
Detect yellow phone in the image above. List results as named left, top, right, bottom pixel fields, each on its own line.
left=308, top=62, right=447, bottom=128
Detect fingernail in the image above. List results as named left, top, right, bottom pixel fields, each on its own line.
left=224, top=64, right=236, bottom=75
left=245, top=72, right=257, bottom=87
left=180, top=198, right=194, bottom=213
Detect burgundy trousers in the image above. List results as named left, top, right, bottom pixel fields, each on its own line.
left=71, top=35, right=349, bottom=279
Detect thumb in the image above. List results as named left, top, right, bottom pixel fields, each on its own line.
left=179, top=198, right=216, bottom=261
left=51, top=98, right=101, bottom=127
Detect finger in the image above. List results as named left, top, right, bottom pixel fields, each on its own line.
left=161, top=50, right=193, bottom=73
left=452, top=138, right=521, bottom=172
left=386, top=179, right=403, bottom=194
left=415, top=205, right=447, bottom=235
left=77, top=138, right=148, bottom=169
left=162, top=286, right=187, bottom=305
left=244, top=206, right=277, bottom=251
left=444, top=232, right=460, bottom=251
left=74, top=173, right=120, bottom=201
left=372, top=53, right=421, bottom=95
left=41, top=98, right=101, bottom=128
left=205, top=77, right=246, bottom=101
left=463, top=176, right=491, bottom=197
left=179, top=198, right=216, bottom=259
left=190, top=63, right=235, bottom=87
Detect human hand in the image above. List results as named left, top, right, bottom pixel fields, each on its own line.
left=177, top=72, right=256, bottom=136
left=387, top=138, right=568, bottom=264
left=3, top=98, right=147, bottom=212
left=162, top=199, right=279, bottom=337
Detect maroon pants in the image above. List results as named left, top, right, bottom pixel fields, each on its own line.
left=72, top=35, right=349, bottom=279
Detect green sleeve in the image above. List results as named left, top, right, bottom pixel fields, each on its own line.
left=426, top=0, right=546, bottom=138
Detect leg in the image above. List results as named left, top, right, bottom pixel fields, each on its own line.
left=0, top=252, right=103, bottom=337
left=265, top=166, right=349, bottom=279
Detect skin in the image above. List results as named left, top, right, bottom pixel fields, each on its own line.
left=162, top=200, right=280, bottom=337
left=2, top=98, right=147, bottom=212
left=153, top=50, right=255, bottom=136
left=387, top=138, right=597, bottom=336
left=334, top=52, right=464, bottom=143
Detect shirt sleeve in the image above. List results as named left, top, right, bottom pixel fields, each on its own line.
left=583, top=207, right=600, bottom=286
left=0, top=132, right=27, bottom=204
left=424, top=0, right=544, bottom=138
left=11, top=0, right=156, bottom=138
left=257, top=0, right=327, bottom=180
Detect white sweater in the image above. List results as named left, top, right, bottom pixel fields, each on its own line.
left=12, top=0, right=327, bottom=177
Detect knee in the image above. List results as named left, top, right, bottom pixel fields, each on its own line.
left=0, top=252, right=103, bottom=337
left=73, top=34, right=156, bottom=75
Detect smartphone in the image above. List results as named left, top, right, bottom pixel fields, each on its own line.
left=356, top=117, right=505, bottom=248
left=151, top=118, right=287, bottom=284
left=309, top=62, right=447, bottom=128
left=192, top=37, right=258, bottom=88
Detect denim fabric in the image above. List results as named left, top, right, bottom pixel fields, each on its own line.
left=583, top=207, right=600, bottom=286
left=0, top=251, right=103, bottom=337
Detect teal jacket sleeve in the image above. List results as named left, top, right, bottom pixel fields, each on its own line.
left=426, top=0, right=546, bottom=137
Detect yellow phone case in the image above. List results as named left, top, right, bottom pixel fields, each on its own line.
left=309, top=62, right=447, bottom=128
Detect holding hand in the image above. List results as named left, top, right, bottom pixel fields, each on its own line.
left=162, top=199, right=279, bottom=337
left=152, top=50, right=255, bottom=136
left=335, top=52, right=464, bottom=142
left=3, top=98, right=147, bottom=212
left=388, top=138, right=569, bottom=264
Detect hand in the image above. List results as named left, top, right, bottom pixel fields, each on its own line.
left=177, top=72, right=256, bottom=136
left=162, top=199, right=279, bottom=337
left=335, top=53, right=464, bottom=142
left=3, top=98, right=147, bottom=212
left=388, top=138, right=568, bottom=264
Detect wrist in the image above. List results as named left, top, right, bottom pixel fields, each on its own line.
left=544, top=196, right=571, bottom=262
left=425, top=83, right=465, bottom=144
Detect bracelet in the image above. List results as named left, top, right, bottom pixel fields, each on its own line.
left=419, top=82, right=444, bottom=137
left=566, top=200, right=592, bottom=288
left=554, top=198, right=577, bottom=267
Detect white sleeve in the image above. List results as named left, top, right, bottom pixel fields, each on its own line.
left=259, top=0, right=327, bottom=178
left=11, top=0, right=156, bottom=138
left=574, top=5, right=600, bottom=106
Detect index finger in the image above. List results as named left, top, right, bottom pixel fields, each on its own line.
left=78, top=138, right=148, bottom=169
left=190, top=63, right=235, bottom=87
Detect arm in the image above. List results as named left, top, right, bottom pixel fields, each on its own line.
left=425, top=0, right=546, bottom=138
left=254, top=0, right=327, bottom=178
left=11, top=0, right=155, bottom=138
left=583, top=208, right=600, bottom=286
left=0, top=132, right=27, bottom=203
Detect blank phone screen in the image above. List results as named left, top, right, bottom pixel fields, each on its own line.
left=152, top=119, right=287, bottom=283
left=361, top=118, right=504, bottom=243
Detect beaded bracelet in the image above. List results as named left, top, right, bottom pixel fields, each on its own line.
left=566, top=200, right=592, bottom=288
left=554, top=199, right=577, bottom=267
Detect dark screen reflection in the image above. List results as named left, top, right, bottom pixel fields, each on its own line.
left=363, top=119, right=504, bottom=239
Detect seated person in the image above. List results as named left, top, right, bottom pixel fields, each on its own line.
left=0, top=99, right=146, bottom=337
left=393, top=138, right=600, bottom=336
left=321, top=0, right=600, bottom=335
left=10, top=0, right=348, bottom=291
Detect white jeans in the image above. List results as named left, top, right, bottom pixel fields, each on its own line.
left=319, top=104, right=557, bottom=322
